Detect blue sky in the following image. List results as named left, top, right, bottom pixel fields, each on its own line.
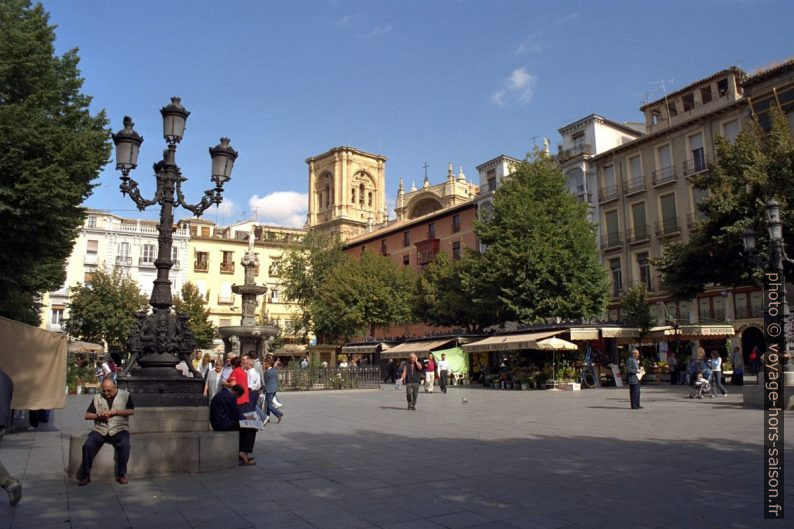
left=42, top=0, right=792, bottom=227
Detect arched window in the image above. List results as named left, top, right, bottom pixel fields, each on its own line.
left=359, top=184, right=365, bottom=205
left=351, top=187, right=356, bottom=204
left=368, top=192, right=373, bottom=207
left=325, top=185, right=330, bottom=208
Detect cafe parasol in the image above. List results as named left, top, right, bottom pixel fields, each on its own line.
left=533, top=336, right=578, bottom=389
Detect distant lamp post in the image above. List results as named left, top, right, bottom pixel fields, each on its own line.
left=111, top=97, right=238, bottom=406
left=742, top=199, right=792, bottom=371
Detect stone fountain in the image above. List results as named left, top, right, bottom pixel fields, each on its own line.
left=218, top=227, right=280, bottom=358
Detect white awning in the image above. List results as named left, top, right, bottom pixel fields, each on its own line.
left=381, top=339, right=456, bottom=358
left=568, top=327, right=599, bottom=341
left=600, top=327, right=640, bottom=339
left=462, top=330, right=563, bottom=353
left=341, top=343, right=389, bottom=355
left=652, top=324, right=735, bottom=338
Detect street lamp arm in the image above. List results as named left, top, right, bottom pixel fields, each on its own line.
left=120, top=178, right=160, bottom=211
left=176, top=175, right=220, bottom=217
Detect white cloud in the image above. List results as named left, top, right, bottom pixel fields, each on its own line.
left=248, top=191, right=307, bottom=228
left=362, top=25, right=392, bottom=38
left=337, top=14, right=355, bottom=26
left=491, top=66, right=538, bottom=107
left=214, top=198, right=238, bottom=218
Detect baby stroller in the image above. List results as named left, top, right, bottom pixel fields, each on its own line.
left=689, top=368, right=715, bottom=399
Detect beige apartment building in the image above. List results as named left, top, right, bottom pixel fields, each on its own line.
left=183, top=219, right=304, bottom=334
left=592, top=60, right=794, bottom=357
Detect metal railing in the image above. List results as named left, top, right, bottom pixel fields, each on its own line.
left=681, top=154, right=710, bottom=176
left=600, top=231, right=623, bottom=250
left=138, top=257, right=155, bottom=267
left=652, top=166, right=677, bottom=187
left=277, top=367, right=381, bottom=391
left=624, top=176, right=646, bottom=195
left=558, top=143, right=592, bottom=162
left=598, top=185, right=618, bottom=203
left=626, top=227, right=651, bottom=244
left=116, top=255, right=132, bottom=266
left=655, top=218, right=681, bottom=238
left=194, top=260, right=208, bottom=272
left=220, top=262, right=235, bottom=274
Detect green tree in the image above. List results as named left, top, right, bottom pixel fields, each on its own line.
left=658, top=106, right=794, bottom=298
left=621, top=283, right=656, bottom=346
left=64, top=268, right=148, bottom=349
left=0, top=1, right=111, bottom=324
left=412, top=252, right=496, bottom=332
left=173, top=282, right=216, bottom=349
left=279, top=231, right=345, bottom=341
left=475, top=152, right=609, bottom=324
left=315, top=251, right=415, bottom=342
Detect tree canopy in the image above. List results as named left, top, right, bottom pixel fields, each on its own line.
left=412, top=251, right=497, bottom=332
left=620, top=283, right=656, bottom=345
left=279, top=231, right=345, bottom=342
left=0, top=0, right=111, bottom=324
left=657, top=106, right=794, bottom=299
left=474, top=152, right=609, bottom=324
left=173, top=282, right=216, bottom=349
left=64, top=268, right=148, bottom=350
left=315, top=250, right=414, bottom=342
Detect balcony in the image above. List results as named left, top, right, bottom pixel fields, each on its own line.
left=626, top=227, right=651, bottom=245
left=84, top=253, right=98, bottom=266
left=194, top=260, right=209, bottom=272
left=217, top=294, right=234, bottom=305
left=598, top=185, right=618, bottom=204
left=558, top=143, right=592, bottom=163
left=115, top=255, right=132, bottom=266
left=681, top=154, right=710, bottom=177
left=600, top=231, right=623, bottom=251
left=220, top=262, right=235, bottom=274
left=171, top=259, right=180, bottom=270
left=624, top=176, right=646, bottom=196
left=655, top=218, right=682, bottom=238
left=627, top=278, right=655, bottom=293
left=138, top=258, right=155, bottom=268
left=652, top=166, right=677, bottom=187
left=573, top=185, right=592, bottom=203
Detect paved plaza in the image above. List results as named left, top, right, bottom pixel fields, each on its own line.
left=0, top=384, right=792, bottom=529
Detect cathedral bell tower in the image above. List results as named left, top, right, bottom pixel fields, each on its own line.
left=306, top=146, right=387, bottom=241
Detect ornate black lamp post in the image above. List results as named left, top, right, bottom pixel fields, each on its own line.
left=112, top=97, right=238, bottom=406
left=742, top=199, right=792, bottom=371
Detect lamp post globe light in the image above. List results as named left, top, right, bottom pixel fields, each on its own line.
left=111, top=97, right=238, bottom=406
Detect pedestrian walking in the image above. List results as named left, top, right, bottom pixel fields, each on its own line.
left=203, top=357, right=224, bottom=401
left=627, top=348, right=643, bottom=409
left=263, top=358, right=284, bottom=423
left=0, top=369, right=22, bottom=505
left=731, top=346, right=744, bottom=386
left=750, top=346, right=761, bottom=376
left=437, top=353, right=450, bottom=394
left=384, top=359, right=396, bottom=383
left=424, top=354, right=436, bottom=393
left=710, top=350, right=728, bottom=396
left=401, top=353, right=424, bottom=410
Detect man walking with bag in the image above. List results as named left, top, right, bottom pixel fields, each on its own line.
left=401, top=353, right=424, bottom=410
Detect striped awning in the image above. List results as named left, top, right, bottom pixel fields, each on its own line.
left=381, top=339, right=456, bottom=358
left=462, top=330, right=563, bottom=353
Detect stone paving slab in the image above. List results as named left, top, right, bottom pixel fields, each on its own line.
left=0, top=385, right=791, bottom=528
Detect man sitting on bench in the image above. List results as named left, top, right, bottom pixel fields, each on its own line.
left=77, top=378, right=134, bottom=486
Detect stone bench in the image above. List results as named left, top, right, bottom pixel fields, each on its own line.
left=66, top=406, right=239, bottom=479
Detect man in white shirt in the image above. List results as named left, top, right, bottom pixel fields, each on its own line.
left=300, top=356, right=309, bottom=368
left=245, top=353, right=267, bottom=422
left=437, top=353, right=450, bottom=394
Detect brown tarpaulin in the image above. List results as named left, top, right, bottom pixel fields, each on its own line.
left=0, top=316, right=67, bottom=409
